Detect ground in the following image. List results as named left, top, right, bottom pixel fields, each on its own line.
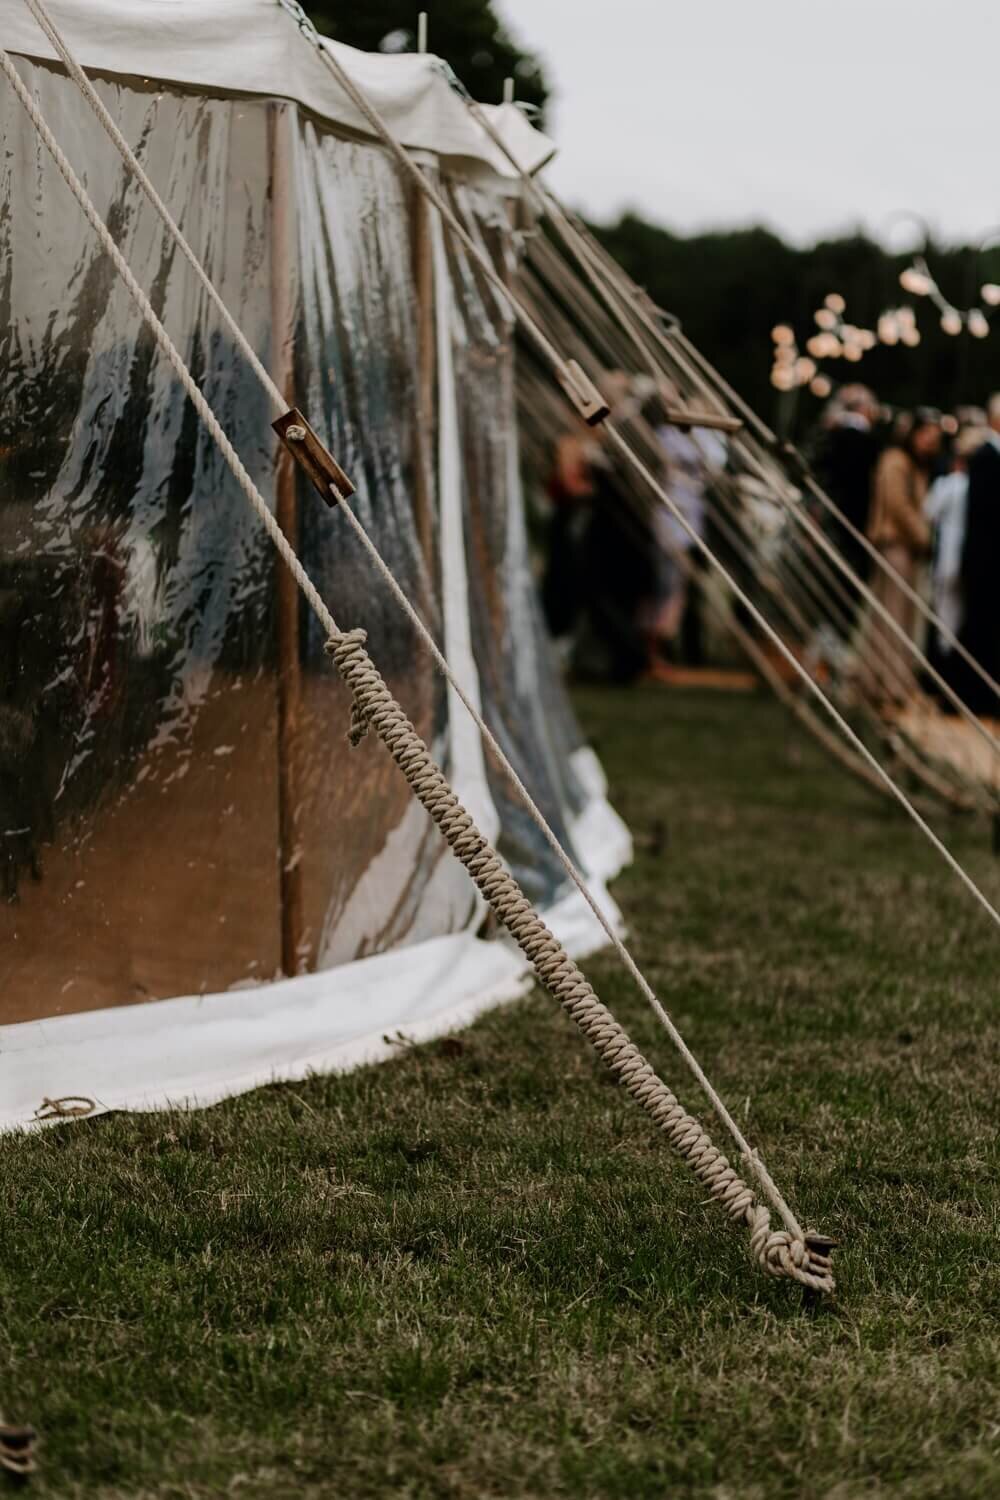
left=2, top=685, right=999, bottom=1498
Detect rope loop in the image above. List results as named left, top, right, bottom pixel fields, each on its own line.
left=34, top=1096, right=97, bottom=1121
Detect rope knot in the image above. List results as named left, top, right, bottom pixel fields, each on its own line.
left=326, top=630, right=374, bottom=745
left=347, top=702, right=371, bottom=747
left=324, top=627, right=368, bottom=664
left=751, top=1217, right=835, bottom=1294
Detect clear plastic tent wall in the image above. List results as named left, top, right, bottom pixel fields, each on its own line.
left=0, top=36, right=630, bottom=1128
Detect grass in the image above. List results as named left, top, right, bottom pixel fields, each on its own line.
left=2, top=684, right=999, bottom=1498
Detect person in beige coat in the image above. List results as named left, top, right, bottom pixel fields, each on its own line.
left=861, top=409, right=941, bottom=708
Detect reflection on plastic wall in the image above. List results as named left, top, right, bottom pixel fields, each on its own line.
left=0, top=58, right=600, bottom=1027
left=0, top=65, right=481, bottom=1023
left=291, top=120, right=476, bottom=966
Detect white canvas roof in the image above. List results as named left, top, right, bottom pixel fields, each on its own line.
left=2, top=0, right=555, bottom=176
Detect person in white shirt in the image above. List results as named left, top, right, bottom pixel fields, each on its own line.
left=651, top=421, right=726, bottom=663
left=924, top=425, right=986, bottom=652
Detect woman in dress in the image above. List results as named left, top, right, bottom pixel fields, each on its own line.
left=861, top=409, right=941, bottom=710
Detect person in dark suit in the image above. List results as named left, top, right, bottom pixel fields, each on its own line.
left=818, top=385, right=880, bottom=633
left=956, top=395, right=1000, bottom=716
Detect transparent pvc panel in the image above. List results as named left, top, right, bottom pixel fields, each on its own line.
left=443, top=178, right=590, bottom=906
left=291, top=120, right=476, bottom=965
left=0, top=63, right=475, bottom=1023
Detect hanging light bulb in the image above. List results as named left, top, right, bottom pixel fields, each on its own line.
left=806, top=334, right=826, bottom=358
left=897, top=305, right=917, bottom=328
left=980, top=283, right=1000, bottom=307
left=810, top=374, right=832, bottom=399
left=967, top=308, right=990, bottom=339
left=878, top=312, right=900, bottom=345
left=900, top=265, right=933, bottom=296
left=824, top=292, right=846, bottom=314
left=795, top=356, right=817, bottom=383
left=771, top=324, right=795, bottom=345
left=901, top=326, right=922, bottom=348
left=771, top=366, right=796, bottom=391
left=940, top=308, right=963, bottom=336
left=814, top=308, right=838, bottom=330
left=858, top=329, right=877, bottom=351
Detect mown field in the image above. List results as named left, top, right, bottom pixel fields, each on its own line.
left=2, top=684, right=998, bottom=1498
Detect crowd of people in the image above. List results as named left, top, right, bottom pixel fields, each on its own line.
left=818, top=386, right=1000, bottom=716
left=538, top=370, right=1000, bottom=723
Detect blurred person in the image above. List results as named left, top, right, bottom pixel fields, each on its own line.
left=924, top=425, right=985, bottom=670
left=817, top=384, right=879, bottom=631
left=572, top=372, right=659, bottom=684
left=860, top=408, right=941, bottom=709
left=646, top=384, right=726, bottom=671
left=954, top=394, right=1000, bottom=715
left=541, top=417, right=596, bottom=642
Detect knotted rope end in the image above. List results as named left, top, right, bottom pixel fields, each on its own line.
left=325, top=630, right=373, bottom=745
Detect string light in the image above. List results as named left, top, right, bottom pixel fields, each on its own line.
left=769, top=253, right=995, bottom=393
left=968, top=308, right=990, bottom=339
left=772, top=248, right=997, bottom=398
left=877, top=311, right=900, bottom=346
left=899, top=264, right=934, bottom=296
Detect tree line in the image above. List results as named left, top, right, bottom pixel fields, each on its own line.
left=307, top=2, right=999, bottom=430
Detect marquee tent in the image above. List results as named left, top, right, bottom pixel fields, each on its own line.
left=0, top=0, right=630, bottom=1131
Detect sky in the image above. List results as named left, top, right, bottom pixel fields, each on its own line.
left=496, top=0, right=1000, bottom=248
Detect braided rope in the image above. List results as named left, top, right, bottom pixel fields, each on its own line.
left=325, top=627, right=835, bottom=1294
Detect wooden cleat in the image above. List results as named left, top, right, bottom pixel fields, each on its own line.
left=273, top=407, right=355, bottom=507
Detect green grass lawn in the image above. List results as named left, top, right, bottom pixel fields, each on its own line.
left=2, top=685, right=999, bottom=1498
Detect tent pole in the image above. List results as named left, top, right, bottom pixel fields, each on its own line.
left=411, top=184, right=437, bottom=571
left=268, top=101, right=306, bottom=976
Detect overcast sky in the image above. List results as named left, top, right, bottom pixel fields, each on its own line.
left=496, top=0, right=1000, bottom=247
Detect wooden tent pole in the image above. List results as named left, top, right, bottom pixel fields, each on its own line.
left=411, top=186, right=437, bottom=571
left=268, top=101, right=306, bottom=976
left=409, top=12, right=436, bottom=571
